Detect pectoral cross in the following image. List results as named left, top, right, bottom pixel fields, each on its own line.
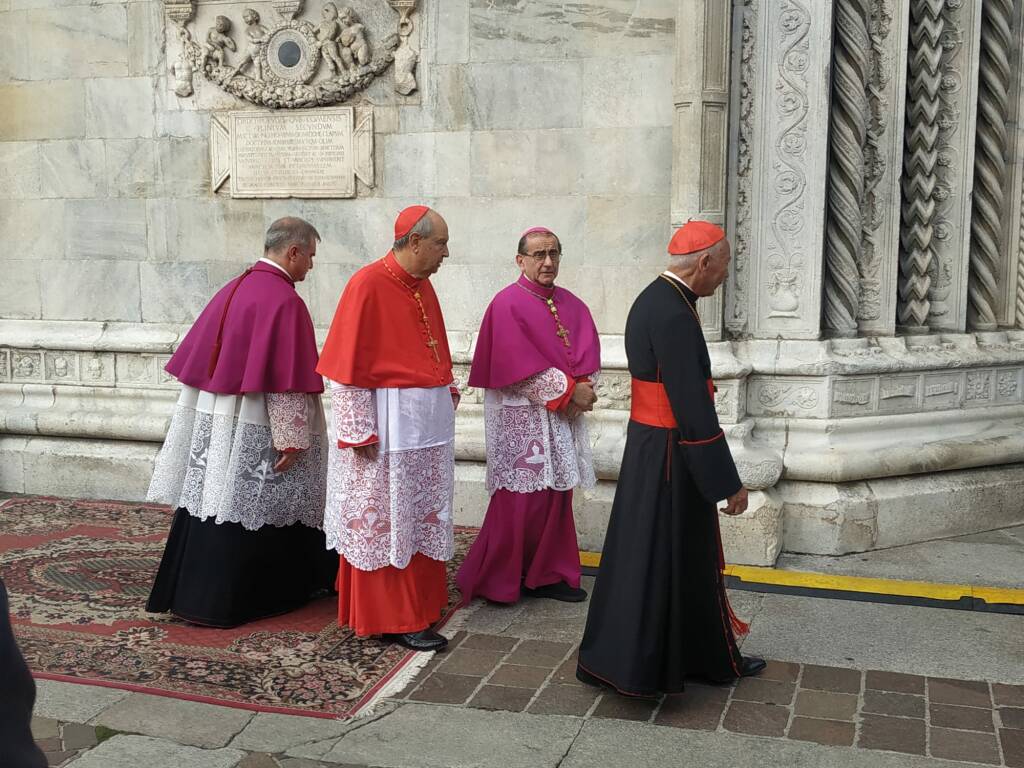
left=556, top=325, right=570, bottom=347
left=426, top=337, right=440, bottom=362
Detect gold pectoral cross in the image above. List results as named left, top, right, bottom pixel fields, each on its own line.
left=426, top=336, right=440, bottom=362
left=546, top=298, right=571, bottom=348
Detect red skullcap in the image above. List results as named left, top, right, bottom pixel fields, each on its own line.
left=667, top=220, right=726, bottom=255
left=394, top=205, right=431, bottom=240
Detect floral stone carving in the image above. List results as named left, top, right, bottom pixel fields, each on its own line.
left=164, top=0, right=418, bottom=109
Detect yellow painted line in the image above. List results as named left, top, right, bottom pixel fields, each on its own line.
left=579, top=551, right=1024, bottom=605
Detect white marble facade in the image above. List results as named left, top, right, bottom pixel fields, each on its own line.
left=3, top=0, right=1024, bottom=564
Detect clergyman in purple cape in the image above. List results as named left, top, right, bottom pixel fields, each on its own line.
left=456, top=226, right=601, bottom=604
left=145, top=216, right=337, bottom=628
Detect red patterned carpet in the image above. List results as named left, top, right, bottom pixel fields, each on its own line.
left=0, top=496, right=472, bottom=718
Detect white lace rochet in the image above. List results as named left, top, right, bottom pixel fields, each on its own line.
left=484, top=367, right=598, bottom=495
left=147, top=386, right=328, bottom=530
left=324, top=382, right=456, bottom=571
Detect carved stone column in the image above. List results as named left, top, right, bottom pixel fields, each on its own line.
left=673, top=0, right=732, bottom=340
left=823, top=0, right=872, bottom=337
left=857, top=0, right=912, bottom=336
left=747, top=0, right=833, bottom=339
left=968, top=0, right=1014, bottom=331
left=725, top=0, right=756, bottom=337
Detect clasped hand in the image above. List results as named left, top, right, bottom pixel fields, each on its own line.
left=565, top=381, right=597, bottom=420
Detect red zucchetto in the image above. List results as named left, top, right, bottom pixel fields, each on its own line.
left=394, top=205, right=431, bottom=240
left=667, top=220, right=726, bottom=255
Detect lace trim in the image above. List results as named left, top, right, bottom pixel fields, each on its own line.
left=502, top=367, right=568, bottom=404
left=324, top=441, right=455, bottom=570
left=331, top=384, right=377, bottom=445
left=266, top=392, right=311, bottom=451
left=147, top=396, right=327, bottom=531
left=484, top=368, right=598, bottom=494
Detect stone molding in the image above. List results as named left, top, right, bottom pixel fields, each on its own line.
left=673, top=0, right=732, bottom=340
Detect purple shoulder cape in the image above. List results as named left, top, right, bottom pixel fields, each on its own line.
left=165, top=262, right=324, bottom=395
left=469, top=275, right=601, bottom=389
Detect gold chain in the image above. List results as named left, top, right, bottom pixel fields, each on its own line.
left=382, top=258, right=441, bottom=362
left=658, top=275, right=701, bottom=323
left=515, top=281, right=571, bottom=348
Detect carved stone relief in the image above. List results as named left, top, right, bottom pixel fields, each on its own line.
left=726, top=0, right=757, bottom=336
left=163, top=0, right=418, bottom=109
left=0, top=349, right=173, bottom=389
left=927, top=0, right=982, bottom=331
left=748, top=0, right=832, bottom=339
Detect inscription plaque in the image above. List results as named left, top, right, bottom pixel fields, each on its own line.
left=211, top=106, right=374, bottom=198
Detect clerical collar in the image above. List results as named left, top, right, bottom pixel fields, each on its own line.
left=517, top=273, right=556, bottom=300
left=661, top=270, right=697, bottom=295
left=384, top=250, right=422, bottom=288
left=259, top=257, right=292, bottom=279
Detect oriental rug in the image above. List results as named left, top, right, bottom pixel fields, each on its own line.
left=0, top=496, right=474, bottom=719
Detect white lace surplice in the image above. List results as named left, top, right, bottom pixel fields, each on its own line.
left=325, top=382, right=456, bottom=571
left=147, top=386, right=328, bottom=530
left=485, top=367, right=598, bottom=495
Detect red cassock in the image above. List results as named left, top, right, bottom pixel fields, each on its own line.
left=317, top=250, right=455, bottom=636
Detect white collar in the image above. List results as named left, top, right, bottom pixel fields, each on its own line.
left=661, top=270, right=696, bottom=294
left=259, top=257, right=292, bottom=277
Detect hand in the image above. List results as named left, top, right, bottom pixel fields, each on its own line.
left=571, top=382, right=597, bottom=412
left=721, top=487, right=749, bottom=516
left=353, top=443, right=379, bottom=462
left=564, top=402, right=582, bottom=420
left=273, top=449, right=303, bottom=473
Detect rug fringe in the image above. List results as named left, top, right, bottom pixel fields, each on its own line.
left=352, top=600, right=483, bottom=718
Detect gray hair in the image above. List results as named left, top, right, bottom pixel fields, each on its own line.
left=667, top=252, right=700, bottom=271
left=264, top=217, right=321, bottom=254
left=393, top=212, right=434, bottom=250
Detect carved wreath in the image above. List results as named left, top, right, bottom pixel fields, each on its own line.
left=166, top=0, right=418, bottom=109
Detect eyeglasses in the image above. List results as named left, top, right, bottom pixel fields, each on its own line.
left=519, top=250, right=562, bottom=263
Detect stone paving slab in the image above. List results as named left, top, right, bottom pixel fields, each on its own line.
left=66, top=734, right=246, bottom=768
left=91, top=692, right=254, bottom=748
left=33, top=679, right=131, bottom=723
left=313, top=703, right=583, bottom=768
left=742, top=594, right=1024, bottom=683
left=228, top=712, right=363, bottom=754
left=560, top=718, right=996, bottom=768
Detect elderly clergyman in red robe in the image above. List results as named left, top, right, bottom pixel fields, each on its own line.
left=457, top=226, right=601, bottom=604
left=147, top=216, right=337, bottom=628
left=317, top=206, right=458, bottom=652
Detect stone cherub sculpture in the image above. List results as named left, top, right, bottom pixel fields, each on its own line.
left=316, top=3, right=346, bottom=74
left=203, top=15, right=237, bottom=68
left=230, top=9, right=270, bottom=81
left=339, top=6, right=370, bottom=69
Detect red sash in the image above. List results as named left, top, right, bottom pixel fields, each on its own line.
left=629, top=377, right=716, bottom=429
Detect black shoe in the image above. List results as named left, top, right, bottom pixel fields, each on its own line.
left=739, top=655, right=767, bottom=677
left=382, top=629, right=448, bottom=652
left=522, top=582, right=588, bottom=602
left=703, top=656, right=767, bottom=685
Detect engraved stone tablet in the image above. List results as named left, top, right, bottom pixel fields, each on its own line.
left=210, top=106, right=374, bottom=198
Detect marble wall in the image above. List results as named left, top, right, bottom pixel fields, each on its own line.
left=0, top=0, right=679, bottom=335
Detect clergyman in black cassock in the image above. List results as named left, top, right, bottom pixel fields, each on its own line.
left=577, top=220, right=765, bottom=696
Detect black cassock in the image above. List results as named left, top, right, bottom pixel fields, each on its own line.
left=578, top=274, right=746, bottom=696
